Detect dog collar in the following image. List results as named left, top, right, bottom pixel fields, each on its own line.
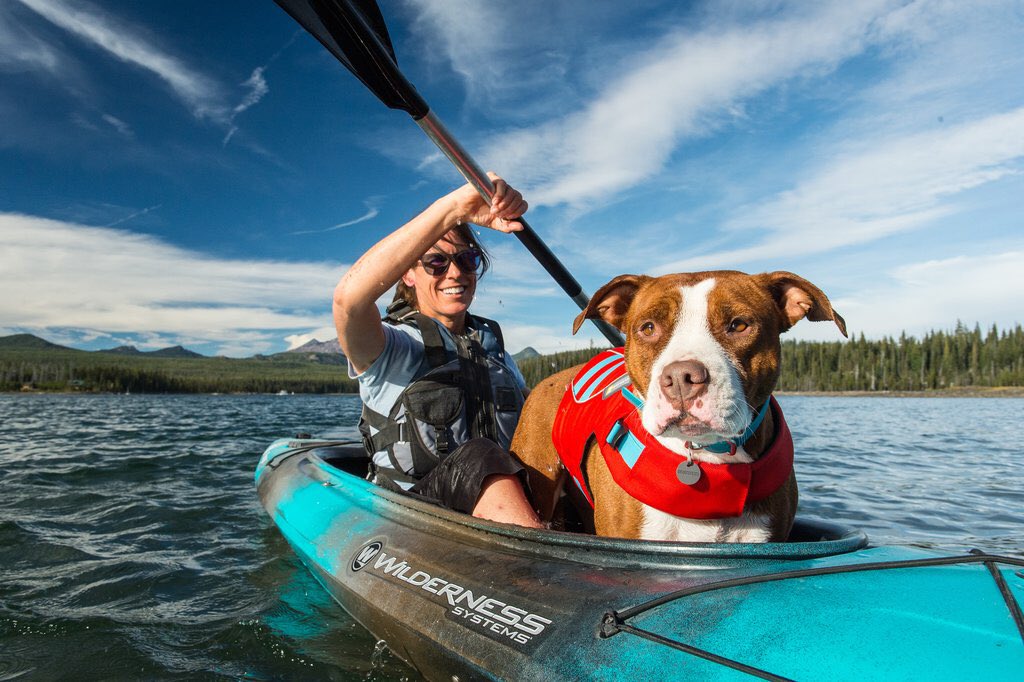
left=686, top=398, right=771, bottom=456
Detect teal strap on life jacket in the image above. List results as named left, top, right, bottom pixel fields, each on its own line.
left=702, top=399, right=771, bottom=454
left=619, top=386, right=645, bottom=409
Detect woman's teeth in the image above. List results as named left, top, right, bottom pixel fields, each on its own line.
left=441, top=286, right=466, bottom=295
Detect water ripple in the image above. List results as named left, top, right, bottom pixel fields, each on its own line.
left=0, top=394, right=405, bottom=680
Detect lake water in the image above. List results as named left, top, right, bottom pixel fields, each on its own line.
left=1, top=393, right=1021, bottom=679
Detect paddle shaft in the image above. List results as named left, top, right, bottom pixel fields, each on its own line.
left=415, top=112, right=624, bottom=346
left=278, top=0, right=625, bottom=346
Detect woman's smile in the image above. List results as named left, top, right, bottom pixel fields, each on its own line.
left=440, top=284, right=467, bottom=296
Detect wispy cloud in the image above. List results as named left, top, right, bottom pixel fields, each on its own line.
left=0, top=2, right=62, bottom=73
left=14, top=0, right=229, bottom=121
left=472, top=0, right=896, bottom=207
left=13, top=0, right=276, bottom=145
left=222, top=66, right=271, bottom=146
left=234, top=66, right=268, bottom=116
left=0, top=212, right=344, bottom=354
left=655, top=106, right=1024, bottom=273
left=101, top=112, right=132, bottom=138
left=221, top=31, right=304, bottom=148
left=826, top=250, right=1024, bottom=341
left=105, top=203, right=160, bottom=228
left=290, top=205, right=381, bottom=235
left=403, top=0, right=578, bottom=119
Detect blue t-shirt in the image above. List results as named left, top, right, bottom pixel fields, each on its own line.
left=349, top=318, right=527, bottom=478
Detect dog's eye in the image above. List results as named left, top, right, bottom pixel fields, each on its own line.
left=728, top=318, right=749, bottom=333
left=637, top=321, right=658, bottom=338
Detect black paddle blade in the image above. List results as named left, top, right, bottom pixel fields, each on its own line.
left=275, top=0, right=429, bottom=118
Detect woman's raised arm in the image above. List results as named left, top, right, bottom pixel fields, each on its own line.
left=333, top=177, right=526, bottom=373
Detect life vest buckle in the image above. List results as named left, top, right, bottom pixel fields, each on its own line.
left=606, top=419, right=628, bottom=450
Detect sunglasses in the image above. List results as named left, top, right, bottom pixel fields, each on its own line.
left=419, top=247, right=483, bottom=276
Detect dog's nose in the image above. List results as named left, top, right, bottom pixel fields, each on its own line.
left=660, top=360, right=709, bottom=407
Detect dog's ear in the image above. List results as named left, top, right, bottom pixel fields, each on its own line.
left=759, top=271, right=848, bottom=337
left=573, top=275, right=649, bottom=334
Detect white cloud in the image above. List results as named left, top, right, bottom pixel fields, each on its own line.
left=223, top=66, right=271, bottom=146
left=403, top=0, right=575, bottom=118
left=285, top=326, right=339, bottom=350
left=234, top=66, right=268, bottom=115
left=213, top=330, right=297, bottom=358
left=405, top=0, right=495, bottom=80
left=0, top=3, right=62, bottom=73
left=290, top=205, right=381, bottom=235
left=101, top=113, right=132, bottom=138
left=830, top=251, right=1024, bottom=340
left=475, top=0, right=896, bottom=207
left=0, top=213, right=345, bottom=354
left=501, top=323, right=594, bottom=357
left=654, top=107, right=1024, bottom=273
left=13, top=0, right=274, bottom=143
left=15, top=0, right=229, bottom=121
left=5, top=0, right=1021, bottom=360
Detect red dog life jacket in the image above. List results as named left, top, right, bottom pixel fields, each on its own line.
left=551, top=348, right=793, bottom=519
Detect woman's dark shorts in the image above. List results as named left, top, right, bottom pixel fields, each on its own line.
left=405, top=438, right=528, bottom=514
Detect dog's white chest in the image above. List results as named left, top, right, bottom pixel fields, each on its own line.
left=640, top=506, right=772, bottom=543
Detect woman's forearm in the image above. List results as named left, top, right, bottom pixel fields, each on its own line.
left=336, top=196, right=460, bottom=311
left=333, top=193, right=463, bottom=370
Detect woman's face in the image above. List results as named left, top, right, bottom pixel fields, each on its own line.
left=403, top=231, right=478, bottom=331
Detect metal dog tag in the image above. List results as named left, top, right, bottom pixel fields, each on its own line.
left=676, top=460, right=701, bottom=486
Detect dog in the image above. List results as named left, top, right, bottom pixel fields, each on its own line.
left=512, top=270, right=846, bottom=542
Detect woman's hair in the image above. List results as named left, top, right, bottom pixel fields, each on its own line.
left=393, top=222, right=491, bottom=310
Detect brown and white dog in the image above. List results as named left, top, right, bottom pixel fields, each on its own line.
left=512, top=270, right=846, bottom=542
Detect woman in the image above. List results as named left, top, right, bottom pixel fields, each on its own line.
left=333, top=174, right=542, bottom=528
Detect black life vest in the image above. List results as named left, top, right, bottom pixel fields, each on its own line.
left=358, top=301, right=525, bottom=485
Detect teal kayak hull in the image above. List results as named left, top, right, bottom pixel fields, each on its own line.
left=256, top=438, right=1024, bottom=681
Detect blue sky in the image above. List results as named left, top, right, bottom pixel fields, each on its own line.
left=1, top=0, right=1022, bottom=357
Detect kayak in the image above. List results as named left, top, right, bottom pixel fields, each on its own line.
left=256, top=437, right=1024, bottom=681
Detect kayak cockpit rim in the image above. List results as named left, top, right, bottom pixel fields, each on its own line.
left=262, top=440, right=871, bottom=564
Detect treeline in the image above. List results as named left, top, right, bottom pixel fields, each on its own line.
left=518, top=322, right=1024, bottom=392
left=778, top=322, right=1024, bottom=392
left=1, top=349, right=357, bottom=394
left=517, top=347, right=605, bottom=388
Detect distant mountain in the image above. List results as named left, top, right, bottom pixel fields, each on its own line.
left=148, top=345, right=203, bottom=358
left=98, top=345, right=143, bottom=355
left=94, top=343, right=202, bottom=358
left=513, top=346, right=540, bottom=362
left=267, top=338, right=345, bottom=365
left=286, top=338, right=343, bottom=354
left=0, top=333, right=73, bottom=351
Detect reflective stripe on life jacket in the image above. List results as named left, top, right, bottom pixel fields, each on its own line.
left=551, top=348, right=793, bottom=519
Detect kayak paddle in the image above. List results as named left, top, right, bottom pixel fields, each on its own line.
left=273, top=0, right=625, bottom=347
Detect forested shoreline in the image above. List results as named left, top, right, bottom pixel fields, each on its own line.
left=778, top=323, right=1023, bottom=392
left=2, top=323, right=1021, bottom=394
left=0, top=344, right=356, bottom=394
